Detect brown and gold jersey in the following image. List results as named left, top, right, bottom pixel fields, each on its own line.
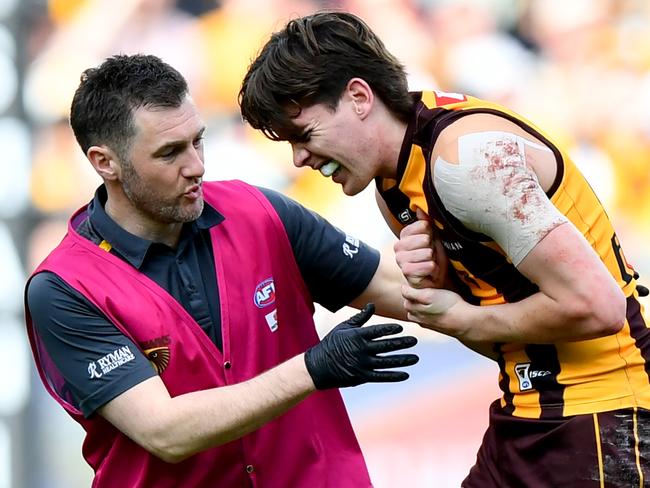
left=377, top=91, right=650, bottom=419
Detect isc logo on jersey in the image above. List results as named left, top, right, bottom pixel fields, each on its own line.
left=254, top=278, right=276, bottom=308
left=515, top=362, right=552, bottom=392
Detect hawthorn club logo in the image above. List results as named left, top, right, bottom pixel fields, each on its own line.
left=143, top=335, right=171, bottom=374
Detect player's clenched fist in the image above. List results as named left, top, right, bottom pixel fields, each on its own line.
left=394, top=209, right=447, bottom=289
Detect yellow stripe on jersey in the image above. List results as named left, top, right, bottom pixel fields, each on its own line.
left=449, top=259, right=503, bottom=305
left=400, top=144, right=429, bottom=214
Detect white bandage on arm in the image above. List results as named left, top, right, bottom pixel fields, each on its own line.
left=433, top=131, right=567, bottom=266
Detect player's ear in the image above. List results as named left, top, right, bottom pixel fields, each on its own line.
left=346, top=78, right=373, bottom=119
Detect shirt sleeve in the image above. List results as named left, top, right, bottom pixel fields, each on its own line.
left=257, top=187, right=380, bottom=311
left=26, top=271, right=157, bottom=418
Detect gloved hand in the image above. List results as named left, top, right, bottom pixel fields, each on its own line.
left=304, top=303, right=419, bottom=390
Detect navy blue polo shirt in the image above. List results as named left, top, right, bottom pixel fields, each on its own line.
left=27, top=185, right=380, bottom=417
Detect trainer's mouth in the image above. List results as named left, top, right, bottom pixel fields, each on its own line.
left=183, top=184, right=202, bottom=200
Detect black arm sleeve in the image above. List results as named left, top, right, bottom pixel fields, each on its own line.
left=258, top=187, right=380, bottom=311
left=27, top=272, right=156, bottom=417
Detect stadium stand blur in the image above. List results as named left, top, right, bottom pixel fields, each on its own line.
left=2, top=0, right=649, bottom=486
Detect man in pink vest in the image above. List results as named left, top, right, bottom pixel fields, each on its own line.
left=24, top=54, right=418, bottom=487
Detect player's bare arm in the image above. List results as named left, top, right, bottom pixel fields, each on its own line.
left=398, top=114, right=626, bottom=343
left=394, top=216, right=498, bottom=359
left=386, top=197, right=500, bottom=358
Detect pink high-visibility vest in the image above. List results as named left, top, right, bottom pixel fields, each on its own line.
left=26, top=180, right=372, bottom=487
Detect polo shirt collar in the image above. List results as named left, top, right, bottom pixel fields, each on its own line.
left=88, top=185, right=225, bottom=269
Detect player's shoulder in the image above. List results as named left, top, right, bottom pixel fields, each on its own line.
left=433, top=113, right=528, bottom=163
left=439, top=112, right=522, bottom=143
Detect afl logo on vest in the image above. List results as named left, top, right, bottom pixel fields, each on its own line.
left=254, top=278, right=276, bottom=308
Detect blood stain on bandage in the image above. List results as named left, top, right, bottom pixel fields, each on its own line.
left=472, top=138, right=540, bottom=224
left=446, top=132, right=568, bottom=263
left=511, top=187, right=537, bottom=225
left=482, top=140, right=520, bottom=175
left=512, top=206, right=528, bottom=223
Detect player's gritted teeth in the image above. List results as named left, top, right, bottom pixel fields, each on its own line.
left=319, top=160, right=341, bottom=177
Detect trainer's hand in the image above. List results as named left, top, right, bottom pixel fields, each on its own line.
left=304, top=304, right=419, bottom=390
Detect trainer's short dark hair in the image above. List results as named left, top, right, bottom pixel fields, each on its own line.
left=239, top=11, right=413, bottom=140
left=70, top=54, right=188, bottom=159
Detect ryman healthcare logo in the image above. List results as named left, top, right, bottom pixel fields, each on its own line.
left=254, top=278, right=276, bottom=308
left=88, top=346, right=136, bottom=379
left=342, top=234, right=360, bottom=259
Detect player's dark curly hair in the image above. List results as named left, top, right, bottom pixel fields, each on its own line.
left=70, top=54, right=188, bottom=160
left=239, top=11, right=413, bottom=140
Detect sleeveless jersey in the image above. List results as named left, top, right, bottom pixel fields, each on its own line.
left=25, top=180, right=371, bottom=487
left=377, top=91, right=650, bottom=419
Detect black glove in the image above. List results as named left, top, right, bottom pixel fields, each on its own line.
left=304, top=303, right=419, bottom=390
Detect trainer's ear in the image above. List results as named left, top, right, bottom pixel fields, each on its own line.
left=346, top=77, right=373, bottom=119
left=87, top=145, right=121, bottom=181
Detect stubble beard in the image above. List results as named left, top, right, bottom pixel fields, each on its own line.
left=121, top=161, right=203, bottom=224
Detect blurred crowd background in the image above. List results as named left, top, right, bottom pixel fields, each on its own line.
left=1, top=0, right=650, bottom=486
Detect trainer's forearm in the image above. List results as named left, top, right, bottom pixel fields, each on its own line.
left=106, top=354, right=315, bottom=463
left=351, top=252, right=409, bottom=321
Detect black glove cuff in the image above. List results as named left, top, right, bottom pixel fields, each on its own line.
left=304, top=346, right=331, bottom=390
